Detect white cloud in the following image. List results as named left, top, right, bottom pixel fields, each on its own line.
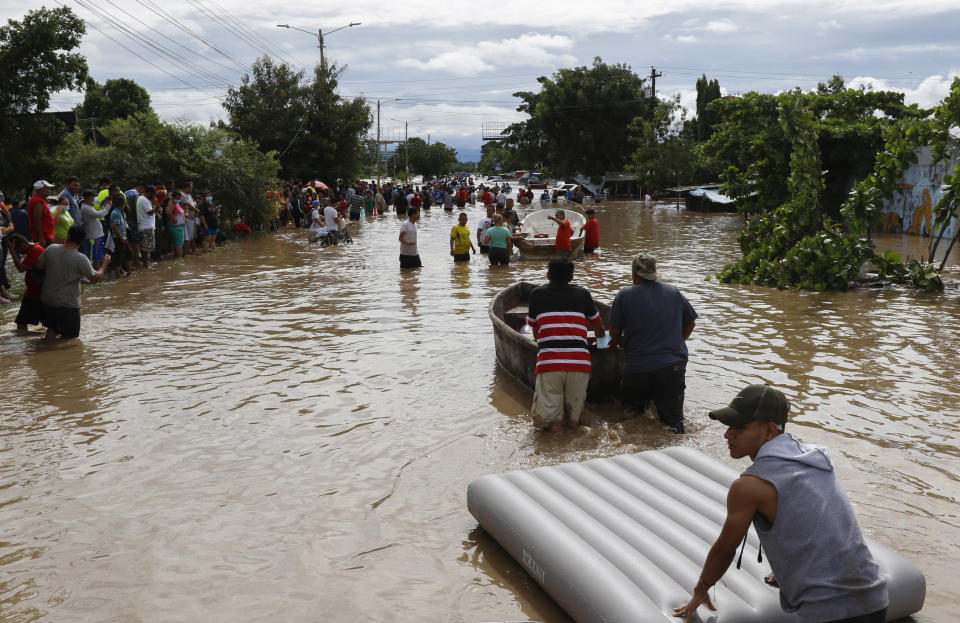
left=663, top=34, right=700, bottom=43
left=848, top=73, right=960, bottom=108
left=399, top=33, right=577, bottom=76
left=703, top=19, right=738, bottom=33
left=817, top=19, right=843, bottom=30
left=399, top=51, right=496, bottom=75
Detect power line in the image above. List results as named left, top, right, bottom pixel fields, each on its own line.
left=135, top=0, right=251, bottom=73
left=73, top=0, right=235, bottom=89
left=86, top=0, right=241, bottom=83
left=184, top=0, right=299, bottom=68
left=203, top=0, right=301, bottom=66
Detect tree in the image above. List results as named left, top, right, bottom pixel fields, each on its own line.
left=695, top=75, right=722, bottom=141
left=299, top=62, right=372, bottom=182
left=192, top=127, right=280, bottom=226
left=629, top=95, right=717, bottom=192
left=224, top=56, right=306, bottom=165
left=56, top=113, right=280, bottom=226
left=478, top=140, right=519, bottom=175
left=707, top=84, right=938, bottom=291
left=504, top=57, right=650, bottom=178
left=0, top=6, right=87, bottom=192
left=74, top=77, right=151, bottom=141
left=224, top=56, right=372, bottom=182
left=404, top=137, right=458, bottom=178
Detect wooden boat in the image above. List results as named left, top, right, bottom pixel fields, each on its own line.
left=489, top=282, right=624, bottom=399
left=514, top=208, right=586, bottom=258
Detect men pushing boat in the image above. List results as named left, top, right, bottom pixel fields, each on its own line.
left=525, top=258, right=607, bottom=432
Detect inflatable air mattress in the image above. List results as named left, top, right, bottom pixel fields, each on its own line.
left=467, top=447, right=925, bottom=623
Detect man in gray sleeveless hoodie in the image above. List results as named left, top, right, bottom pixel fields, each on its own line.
left=674, top=384, right=888, bottom=623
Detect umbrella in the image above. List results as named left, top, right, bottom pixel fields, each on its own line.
left=314, top=181, right=329, bottom=191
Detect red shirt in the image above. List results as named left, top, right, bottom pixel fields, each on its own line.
left=482, top=191, right=492, bottom=205
left=555, top=219, right=572, bottom=251
left=21, top=243, right=45, bottom=299
left=583, top=218, right=599, bottom=248
left=28, top=194, right=54, bottom=243
left=410, top=195, right=423, bottom=208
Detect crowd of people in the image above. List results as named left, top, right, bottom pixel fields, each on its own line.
left=0, top=172, right=600, bottom=339
left=1, top=171, right=893, bottom=623
left=0, top=176, right=232, bottom=337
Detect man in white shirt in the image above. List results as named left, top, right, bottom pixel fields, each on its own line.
left=477, top=204, right=495, bottom=254
left=136, top=185, right=158, bottom=265
left=399, top=207, right=421, bottom=268
left=307, top=200, right=324, bottom=243
left=323, top=200, right=341, bottom=244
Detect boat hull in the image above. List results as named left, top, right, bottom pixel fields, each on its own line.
left=515, top=235, right=585, bottom=257
left=489, top=282, right=623, bottom=400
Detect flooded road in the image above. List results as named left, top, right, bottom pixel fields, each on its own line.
left=1, top=200, right=957, bottom=622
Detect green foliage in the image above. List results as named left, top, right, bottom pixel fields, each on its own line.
left=75, top=77, right=151, bottom=140
left=0, top=6, right=88, bottom=192
left=479, top=141, right=521, bottom=175
left=628, top=95, right=718, bottom=191
left=388, top=137, right=458, bottom=178
left=695, top=75, right=722, bottom=141
left=0, top=6, right=87, bottom=116
left=503, top=57, right=650, bottom=178
left=192, top=127, right=279, bottom=226
left=56, top=113, right=280, bottom=227
left=710, top=82, right=943, bottom=291
left=927, top=77, right=960, bottom=270
left=224, top=56, right=372, bottom=182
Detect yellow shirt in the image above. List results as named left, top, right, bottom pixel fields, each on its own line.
left=450, top=224, right=471, bottom=254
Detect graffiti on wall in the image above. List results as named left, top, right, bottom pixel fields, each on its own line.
left=882, top=146, right=958, bottom=238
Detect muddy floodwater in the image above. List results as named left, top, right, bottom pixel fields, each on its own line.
left=1, top=200, right=957, bottom=622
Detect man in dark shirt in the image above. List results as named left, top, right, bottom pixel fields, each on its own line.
left=526, top=258, right=606, bottom=432
left=609, top=252, right=697, bottom=433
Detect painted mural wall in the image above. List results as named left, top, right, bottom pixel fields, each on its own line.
left=881, top=145, right=958, bottom=239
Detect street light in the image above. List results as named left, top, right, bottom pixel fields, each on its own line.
left=390, top=118, right=422, bottom=178
left=276, top=22, right=360, bottom=69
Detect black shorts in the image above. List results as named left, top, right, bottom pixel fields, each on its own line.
left=15, top=297, right=44, bottom=326
left=584, top=247, right=595, bottom=254
left=42, top=305, right=81, bottom=338
left=399, top=254, right=422, bottom=269
left=453, top=253, right=470, bottom=262
left=488, top=247, right=510, bottom=265
left=479, top=244, right=489, bottom=254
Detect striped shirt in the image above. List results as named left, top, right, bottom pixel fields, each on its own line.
left=526, top=283, right=601, bottom=374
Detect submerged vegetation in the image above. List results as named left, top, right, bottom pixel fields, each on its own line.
left=494, top=63, right=959, bottom=292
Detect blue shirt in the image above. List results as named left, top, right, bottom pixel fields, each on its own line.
left=11, top=207, right=31, bottom=239
left=609, top=281, right=698, bottom=373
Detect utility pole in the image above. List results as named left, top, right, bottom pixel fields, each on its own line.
left=404, top=120, right=409, bottom=178
left=376, top=99, right=381, bottom=187
left=78, top=116, right=99, bottom=146
left=318, top=29, right=325, bottom=71
left=649, top=66, right=663, bottom=107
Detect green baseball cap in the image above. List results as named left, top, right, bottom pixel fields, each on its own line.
left=709, top=384, right=789, bottom=428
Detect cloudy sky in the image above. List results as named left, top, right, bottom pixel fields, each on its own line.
left=4, top=0, right=960, bottom=161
